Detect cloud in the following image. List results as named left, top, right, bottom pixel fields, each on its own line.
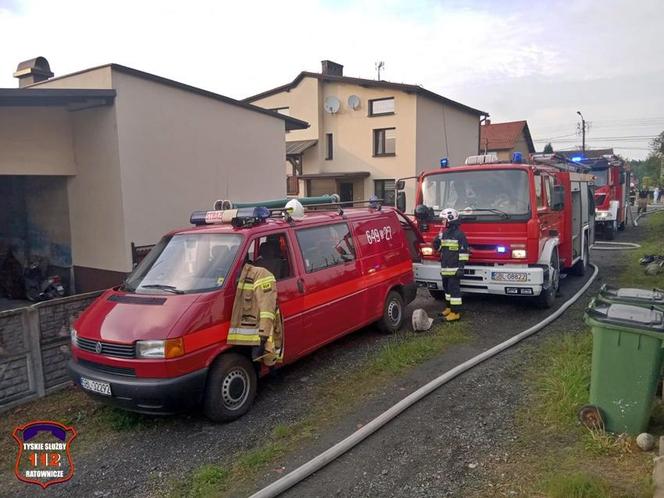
left=0, top=0, right=661, bottom=159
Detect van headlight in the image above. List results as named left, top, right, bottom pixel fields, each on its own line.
left=70, top=328, right=78, bottom=346
left=512, top=249, right=527, bottom=259
left=136, top=338, right=184, bottom=358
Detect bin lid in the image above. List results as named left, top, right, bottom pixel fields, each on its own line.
left=585, top=302, right=664, bottom=332
left=599, top=284, right=664, bottom=304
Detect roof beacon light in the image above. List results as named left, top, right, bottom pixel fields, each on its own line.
left=512, top=152, right=523, bottom=163
left=231, top=207, right=271, bottom=228
left=440, top=157, right=449, bottom=168
left=190, top=209, right=236, bottom=225
left=497, top=246, right=507, bottom=254
left=571, top=156, right=583, bottom=163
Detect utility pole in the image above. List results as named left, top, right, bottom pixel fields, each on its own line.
left=577, top=110, right=586, bottom=152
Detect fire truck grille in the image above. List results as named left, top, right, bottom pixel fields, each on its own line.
left=76, top=337, right=135, bottom=358
left=77, top=358, right=136, bottom=377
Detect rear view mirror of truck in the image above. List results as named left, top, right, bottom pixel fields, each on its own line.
left=396, top=191, right=406, bottom=212
left=395, top=179, right=406, bottom=190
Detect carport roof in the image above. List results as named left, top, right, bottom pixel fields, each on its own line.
left=0, top=88, right=116, bottom=107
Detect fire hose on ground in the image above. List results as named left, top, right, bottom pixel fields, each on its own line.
left=249, top=265, right=600, bottom=498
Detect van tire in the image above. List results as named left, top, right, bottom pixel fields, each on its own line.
left=378, top=290, right=405, bottom=334
left=203, top=353, right=257, bottom=423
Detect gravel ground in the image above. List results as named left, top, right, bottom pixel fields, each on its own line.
left=2, top=216, right=646, bottom=498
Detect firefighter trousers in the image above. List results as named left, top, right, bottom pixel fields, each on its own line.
left=442, top=276, right=462, bottom=311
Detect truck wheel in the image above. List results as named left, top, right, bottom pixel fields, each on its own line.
left=536, top=250, right=559, bottom=309
left=203, top=353, right=257, bottom=423
left=428, top=289, right=445, bottom=300
left=378, top=290, right=405, bottom=334
left=570, top=240, right=589, bottom=277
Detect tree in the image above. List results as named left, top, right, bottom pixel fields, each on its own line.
left=543, top=142, right=553, bottom=154
left=651, top=130, right=664, bottom=157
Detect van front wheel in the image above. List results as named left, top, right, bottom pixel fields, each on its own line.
left=203, top=353, right=257, bottom=423
left=378, top=290, right=405, bottom=334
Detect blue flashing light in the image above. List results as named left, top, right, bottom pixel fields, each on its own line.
left=369, top=195, right=380, bottom=209
left=440, top=157, right=449, bottom=168
left=512, top=152, right=523, bottom=163
left=497, top=246, right=507, bottom=253
left=571, top=156, right=583, bottom=162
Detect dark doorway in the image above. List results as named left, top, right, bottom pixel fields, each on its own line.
left=339, top=182, right=353, bottom=206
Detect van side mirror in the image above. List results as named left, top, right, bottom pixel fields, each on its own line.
left=396, top=191, right=406, bottom=212
left=552, top=185, right=565, bottom=211
left=395, top=179, right=405, bottom=190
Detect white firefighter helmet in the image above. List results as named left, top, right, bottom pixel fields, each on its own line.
left=411, top=309, right=434, bottom=331
left=285, top=199, right=305, bottom=220
left=441, top=208, right=459, bottom=222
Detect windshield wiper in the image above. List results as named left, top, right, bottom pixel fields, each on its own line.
left=140, top=284, right=185, bottom=294
left=460, top=208, right=510, bottom=219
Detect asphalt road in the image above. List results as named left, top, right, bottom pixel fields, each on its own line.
left=2, top=218, right=644, bottom=498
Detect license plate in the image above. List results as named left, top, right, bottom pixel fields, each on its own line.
left=492, top=272, right=528, bottom=282
left=80, top=377, right=112, bottom=396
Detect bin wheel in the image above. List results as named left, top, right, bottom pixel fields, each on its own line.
left=578, top=404, right=604, bottom=431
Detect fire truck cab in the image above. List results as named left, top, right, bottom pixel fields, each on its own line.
left=68, top=200, right=418, bottom=421
left=584, top=154, right=630, bottom=239
left=397, top=153, right=595, bottom=308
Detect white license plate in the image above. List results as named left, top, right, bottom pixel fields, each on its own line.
left=80, top=377, right=112, bottom=396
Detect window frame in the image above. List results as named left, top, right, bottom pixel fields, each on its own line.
left=325, top=133, right=333, bottom=160
left=373, top=127, right=396, bottom=157
left=295, top=222, right=356, bottom=274
left=368, top=97, right=395, bottom=117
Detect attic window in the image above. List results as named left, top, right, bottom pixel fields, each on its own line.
left=369, top=97, right=394, bottom=116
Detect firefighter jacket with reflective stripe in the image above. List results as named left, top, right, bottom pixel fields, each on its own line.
left=228, top=264, right=284, bottom=365
left=433, top=223, right=469, bottom=276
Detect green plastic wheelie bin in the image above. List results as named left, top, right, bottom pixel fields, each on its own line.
left=584, top=299, right=664, bottom=434
left=596, top=284, right=664, bottom=311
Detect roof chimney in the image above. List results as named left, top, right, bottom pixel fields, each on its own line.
left=13, top=57, right=54, bottom=88
left=321, top=60, right=343, bottom=77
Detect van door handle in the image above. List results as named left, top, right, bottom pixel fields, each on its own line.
left=297, top=279, right=305, bottom=293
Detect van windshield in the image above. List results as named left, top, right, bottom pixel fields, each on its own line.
left=124, top=233, right=242, bottom=294
left=421, top=169, right=531, bottom=220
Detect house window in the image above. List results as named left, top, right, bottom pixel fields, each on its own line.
left=369, top=97, right=395, bottom=116
left=325, top=133, right=333, bottom=160
left=373, top=128, right=396, bottom=156
left=270, top=107, right=290, bottom=116
left=374, top=179, right=396, bottom=206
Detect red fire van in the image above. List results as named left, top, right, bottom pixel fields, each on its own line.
left=68, top=204, right=419, bottom=421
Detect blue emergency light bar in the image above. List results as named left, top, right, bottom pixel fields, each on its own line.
left=440, top=157, right=449, bottom=168
left=512, top=152, right=522, bottom=163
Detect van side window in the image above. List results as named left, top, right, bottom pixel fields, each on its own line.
left=296, top=223, right=355, bottom=273
left=544, top=176, right=553, bottom=207
left=245, top=233, right=292, bottom=280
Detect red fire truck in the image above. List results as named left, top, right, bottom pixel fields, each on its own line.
left=396, top=153, right=595, bottom=308
left=584, top=154, right=630, bottom=239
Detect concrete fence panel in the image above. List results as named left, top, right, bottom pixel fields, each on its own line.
left=0, top=290, right=103, bottom=412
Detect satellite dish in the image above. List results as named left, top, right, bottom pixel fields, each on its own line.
left=324, top=96, right=341, bottom=114
left=347, top=95, right=361, bottom=110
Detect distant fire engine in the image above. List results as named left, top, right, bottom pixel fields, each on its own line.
left=396, top=153, right=595, bottom=308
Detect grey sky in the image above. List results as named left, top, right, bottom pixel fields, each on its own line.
left=1, top=0, right=661, bottom=159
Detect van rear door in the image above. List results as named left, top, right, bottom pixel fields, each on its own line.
left=395, top=210, right=423, bottom=262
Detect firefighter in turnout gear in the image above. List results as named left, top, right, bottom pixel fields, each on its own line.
left=433, top=208, right=469, bottom=321
left=228, top=263, right=284, bottom=366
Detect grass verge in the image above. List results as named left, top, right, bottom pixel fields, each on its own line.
left=172, top=322, right=468, bottom=497
left=473, top=212, right=664, bottom=497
